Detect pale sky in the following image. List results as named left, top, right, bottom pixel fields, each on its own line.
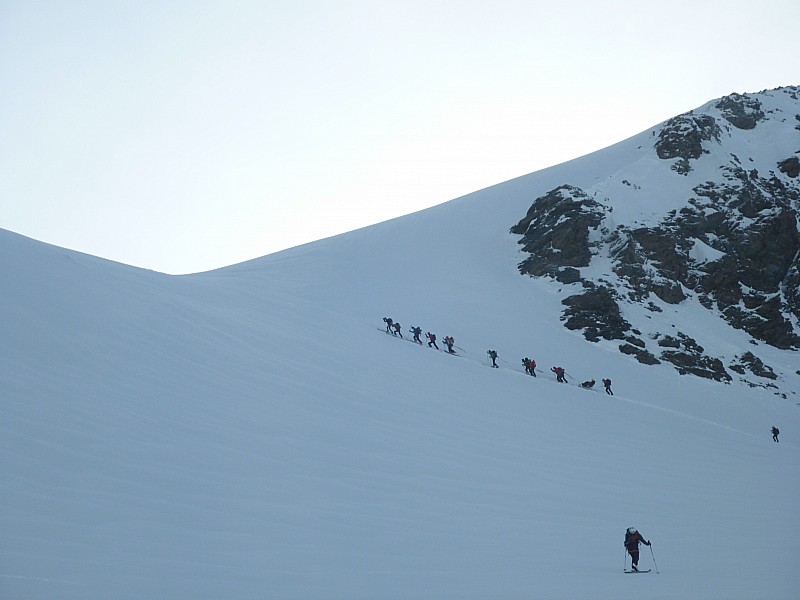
left=2, top=0, right=798, bottom=274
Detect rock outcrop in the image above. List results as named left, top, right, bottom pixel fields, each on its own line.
left=509, top=86, right=800, bottom=384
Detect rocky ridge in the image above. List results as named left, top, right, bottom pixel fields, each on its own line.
left=510, top=86, right=800, bottom=388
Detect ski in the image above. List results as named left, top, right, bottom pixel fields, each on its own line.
left=624, top=569, right=651, bottom=573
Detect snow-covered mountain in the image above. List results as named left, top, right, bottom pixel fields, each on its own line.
left=510, top=86, right=800, bottom=385
left=1, top=87, right=798, bottom=600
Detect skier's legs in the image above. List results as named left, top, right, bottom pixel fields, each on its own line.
left=629, top=549, right=639, bottom=567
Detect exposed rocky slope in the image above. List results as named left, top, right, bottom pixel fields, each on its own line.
left=511, top=86, right=800, bottom=386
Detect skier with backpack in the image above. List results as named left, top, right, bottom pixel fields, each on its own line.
left=602, top=378, right=613, bottom=395
left=522, top=358, right=533, bottom=375
left=392, top=322, right=403, bottom=338
left=444, top=336, right=456, bottom=354
left=410, top=326, right=422, bottom=344
left=551, top=366, right=566, bottom=383
left=487, top=350, right=499, bottom=368
left=772, top=426, right=780, bottom=442
left=522, top=357, right=537, bottom=376
left=383, top=317, right=394, bottom=333
left=426, top=332, right=439, bottom=350
left=624, top=527, right=651, bottom=572
left=580, top=379, right=595, bottom=389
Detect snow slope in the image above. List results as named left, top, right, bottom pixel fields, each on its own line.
left=2, top=94, right=799, bottom=599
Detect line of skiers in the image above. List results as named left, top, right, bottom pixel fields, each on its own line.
left=550, top=366, right=613, bottom=394
left=384, top=318, right=615, bottom=391
left=575, top=377, right=614, bottom=395
left=384, top=319, right=784, bottom=444
left=383, top=317, right=404, bottom=338
left=385, top=319, right=458, bottom=354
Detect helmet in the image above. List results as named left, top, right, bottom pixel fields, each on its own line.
left=627, top=527, right=637, bottom=534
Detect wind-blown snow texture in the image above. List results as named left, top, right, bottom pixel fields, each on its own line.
left=2, top=88, right=799, bottom=600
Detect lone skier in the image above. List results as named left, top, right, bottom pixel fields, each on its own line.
left=602, top=378, right=613, bottom=395
left=487, top=350, right=499, bottom=368
left=426, top=332, right=439, bottom=350
left=551, top=366, right=566, bottom=383
left=772, top=426, right=780, bottom=442
left=624, top=527, right=651, bottom=572
left=410, top=326, right=423, bottom=344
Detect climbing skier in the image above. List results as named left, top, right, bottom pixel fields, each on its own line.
left=410, top=326, right=423, bottom=344
left=487, top=350, right=499, bottom=368
left=624, top=527, right=651, bottom=572
left=392, top=322, right=403, bottom=338
left=426, top=332, right=439, bottom=350
left=522, top=358, right=533, bottom=375
left=772, top=426, right=780, bottom=442
left=602, top=378, right=613, bottom=395
left=444, top=336, right=456, bottom=354
left=383, top=317, right=394, bottom=333
left=551, top=366, right=566, bottom=383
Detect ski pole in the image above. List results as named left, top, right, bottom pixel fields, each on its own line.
left=649, top=543, right=659, bottom=574
left=623, top=548, right=628, bottom=572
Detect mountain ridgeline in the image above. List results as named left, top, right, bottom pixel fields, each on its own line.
left=510, top=86, right=800, bottom=386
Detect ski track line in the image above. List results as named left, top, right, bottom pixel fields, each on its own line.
left=0, top=573, right=83, bottom=586
left=377, top=326, right=762, bottom=441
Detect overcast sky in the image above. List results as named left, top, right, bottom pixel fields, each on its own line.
left=2, top=0, right=798, bottom=274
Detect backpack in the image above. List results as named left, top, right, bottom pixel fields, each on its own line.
left=624, top=528, right=639, bottom=547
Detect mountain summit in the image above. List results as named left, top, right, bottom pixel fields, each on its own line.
left=511, top=86, right=800, bottom=385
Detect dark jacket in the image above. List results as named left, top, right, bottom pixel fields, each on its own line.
left=624, top=530, right=650, bottom=551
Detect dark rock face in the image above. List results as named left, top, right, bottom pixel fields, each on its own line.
left=778, top=156, right=800, bottom=178
left=511, top=185, right=605, bottom=280
left=684, top=167, right=800, bottom=349
left=603, top=164, right=800, bottom=349
left=655, top=113, right=720, bottom=174
left=509, top=87, right=800, bottom=383
left=729, top=351, right=778, bottom=380
left=655, top=333, right=731, bottom=381
left=715, top=93, right=765, bottom=130
left=660, top=350, right=732, bottom=381
left=561, top=285, right=632, bottom=342
left=610, top=227, right=689, bottom=304
left=619, top=343, right=661, bottom=365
